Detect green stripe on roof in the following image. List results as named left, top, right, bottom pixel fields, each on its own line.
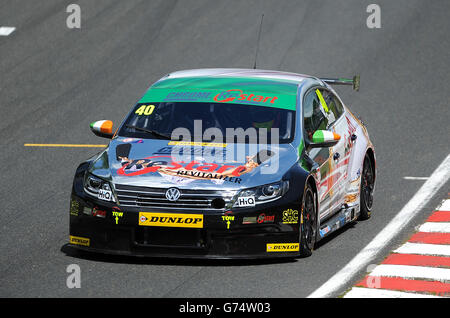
left=139, top=76, right=298, bottom=110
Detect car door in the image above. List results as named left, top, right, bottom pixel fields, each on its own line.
left=318, top=88, right=350, bottom=213
left=303, top=88, right=334, bottom=219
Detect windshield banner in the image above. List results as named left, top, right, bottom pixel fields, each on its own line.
left=139, top=88, right=297, bottom=110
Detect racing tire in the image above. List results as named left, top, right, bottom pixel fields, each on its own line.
left=359, top=153, right=375, bottom=220
left=299, top=183, right=318, bottom=257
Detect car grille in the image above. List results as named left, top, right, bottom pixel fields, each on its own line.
left=114, top=184, right=235, bottom=211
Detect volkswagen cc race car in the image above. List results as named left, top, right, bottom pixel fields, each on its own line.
left=68, top=68, right=376, bottom=259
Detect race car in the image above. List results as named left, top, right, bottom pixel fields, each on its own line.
left=68, top=68, right=376, bottom=259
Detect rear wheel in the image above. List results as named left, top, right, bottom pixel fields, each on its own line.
left=299, top=183, right=318, bottom=257
left=359, top=153, right=375, bottom=220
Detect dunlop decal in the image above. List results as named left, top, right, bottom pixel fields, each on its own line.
left=70, top=235, right=90, bottom=247
left=139, top=212, right=203, bottom=228
left=266, top=243, right=299, bottom=252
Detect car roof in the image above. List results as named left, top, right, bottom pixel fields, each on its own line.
left=161, top=68, right=314, bottom=85
left=151, top=68, right=318, bottom=96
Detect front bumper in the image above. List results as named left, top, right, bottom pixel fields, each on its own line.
left=69, top=187, right=303, bottom=260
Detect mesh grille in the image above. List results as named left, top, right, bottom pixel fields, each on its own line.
left=115, top=184, right=234, bottom=211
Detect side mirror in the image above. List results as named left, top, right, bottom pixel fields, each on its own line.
left=309, top=130, right=340, bottom=148
left=90, top=120, right=114, bottom=139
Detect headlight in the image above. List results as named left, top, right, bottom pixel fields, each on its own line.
left=233, top=181, right=289, bottom=207
left=83, top=174, right=116, bottom=202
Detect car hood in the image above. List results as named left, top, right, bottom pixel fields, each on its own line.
left=88, top=137, right=299, bottom=190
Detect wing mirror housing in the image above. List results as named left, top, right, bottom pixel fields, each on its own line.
left=90, top=120, right=114, bottom=139
left=308, top=130, right=340, bottom=148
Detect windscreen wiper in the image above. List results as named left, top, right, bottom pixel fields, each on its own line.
left=125, top=125, right=171, bottom=140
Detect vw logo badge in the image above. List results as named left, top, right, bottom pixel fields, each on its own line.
left=165, top=188, right=181, bottom=202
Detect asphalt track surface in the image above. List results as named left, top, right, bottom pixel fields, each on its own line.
left=0, top=0, right=449, bottom=298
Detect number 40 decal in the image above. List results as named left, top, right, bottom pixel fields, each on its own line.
left=135, top=104, right=155, bottom=116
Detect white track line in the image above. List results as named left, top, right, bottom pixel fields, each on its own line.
left=369, top=264, right=450, bottom=282
left=308, top=154, right=450, bottom=298
left=344, top=287, right=443, bottom=298
left=0, top=26, right=16, bottom=36
left=418, top=222, right=450, bottom=233
left=403, top=176, right=429, bottom=180
left=393, top=242, right=450, bottom=257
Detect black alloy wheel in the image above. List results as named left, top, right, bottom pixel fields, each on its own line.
left=359, top=153, right=375, bottom=220
left=300, top=183, right=317, bottom=257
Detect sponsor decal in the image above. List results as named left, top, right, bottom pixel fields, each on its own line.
left=121, top=138, right=144, bottom=144
left=235, top=196, right=255, bottom=208
left=92, top=207, right=106, bottom=218
left=344, top=193, right=358, bottom=204
left=139, top=212, right=203, bottom=228
left=222, top=211, right=235, bottom=230
left=343, top=115, right=358, bottom=155
left=70, top=199, right=80, bottom=216
left=266, top=243, right=299, bottom=252
left=257, top=213, right=275, bottom=224
left=168, top=141, right=227, bottom=148
left=282, top=209, right=298, bottom=224
left=345, top=209, right=353, bottom=222
left=338, top=215, right=347, bottom=227
left=138, top=77, right=298, bottom=110
left=153, top=146, right=226, bottom=158
left=164, top=91, right=212, bottom=102
left=319, top=226, right=331, bottom=237
left=117, top=155, right=258, bottom=182
left=83, top=206, right=92, bottom=215
left=70, top=235, right=90, bottom=247
left=242, top=216, right=257, bottom=224
left=176, top=170, right=243, bottom=184
left=98, top=189, right=113, bottom=201
left=213, top=89, right=279, bottom=105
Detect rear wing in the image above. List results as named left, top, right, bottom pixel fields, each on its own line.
left=320, top=75, right=360, bottom=91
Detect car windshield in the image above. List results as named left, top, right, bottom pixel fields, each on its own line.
left=118, top=102, right=295, bottom=144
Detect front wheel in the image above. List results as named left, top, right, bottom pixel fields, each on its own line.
left=299, top=183, right=318, bottom=257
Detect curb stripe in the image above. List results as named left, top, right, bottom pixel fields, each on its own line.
left=394, top=242, right=450, bottom=257
left=344, top=287, right=443, bottom=298
left=342, top=199, right=450, bottom=298
left=408, top=232, right=450, bottom=245
left=418, top=222, right=450, bottom=233
left=427, top=211, right=450, bottom=222
left=369, top=264, right=450, bottom=282
left=438, top=200, right=450, bottom=211
left=356, top=276, right=450, bottom=296
left=308, top=155, right=450, bottom=298
left=382, top=253, right=450, bottom=268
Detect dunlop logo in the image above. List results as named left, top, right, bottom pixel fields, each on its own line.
left=69, top=235, right=90, bottom=247
left=266, top=243, right=299, bottom=252
left=139, top=212, right=203, bottom=228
